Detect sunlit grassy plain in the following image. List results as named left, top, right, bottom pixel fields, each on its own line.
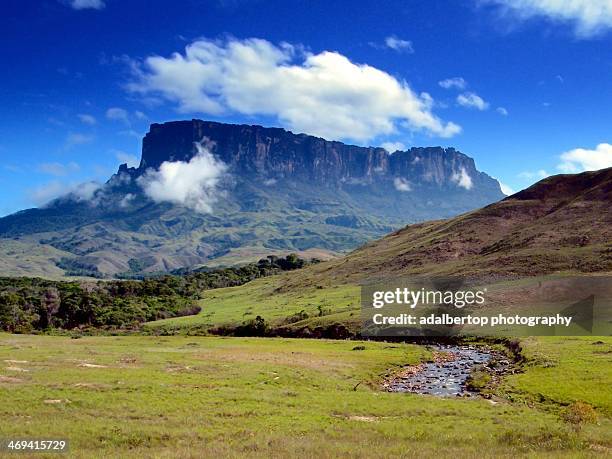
left=145, top=277, right=362, bottom=333
left=4, top=270, right=612, bottom=457
left=0, top=333, right=610, bottom=458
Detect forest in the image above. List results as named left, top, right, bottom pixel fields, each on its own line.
left=0, top=254, right=312, bottom=333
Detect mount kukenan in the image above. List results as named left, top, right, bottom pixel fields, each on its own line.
left=0, top=120, right=504, bottom=278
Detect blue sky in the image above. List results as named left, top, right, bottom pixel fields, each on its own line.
left=2, top=0, right=612, bottom=216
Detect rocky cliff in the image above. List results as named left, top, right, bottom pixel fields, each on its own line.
left=138, top=120, right=501, bottom=194
left=0, top=120, right=505, bottom=278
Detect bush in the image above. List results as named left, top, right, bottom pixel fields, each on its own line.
left=562, top=401, right=598, bottom=427
left=234, top=316, right=269, bottom=337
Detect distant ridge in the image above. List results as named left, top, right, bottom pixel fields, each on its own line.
left=280, top=167, right=612, bottom=288
left=0, top=120, right=504, bottom=278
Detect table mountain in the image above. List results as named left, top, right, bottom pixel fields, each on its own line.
left=0, top=120, right=504, bottom=278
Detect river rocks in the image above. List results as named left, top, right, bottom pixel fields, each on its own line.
left=384, top=345, right=509, bottom=397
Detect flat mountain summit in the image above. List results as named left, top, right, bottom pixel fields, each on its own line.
left=0, top=120, right=504, bottom=278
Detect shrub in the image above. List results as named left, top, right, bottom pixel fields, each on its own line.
left=562, top=401, right=598, bottom=427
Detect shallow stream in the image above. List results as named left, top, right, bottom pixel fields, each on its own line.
left=386, top=345, right=505, bottom=397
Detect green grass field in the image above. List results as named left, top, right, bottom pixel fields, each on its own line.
left=0, top=333, right=610, bottom=458
left=145, top=277, right=362, bottom=334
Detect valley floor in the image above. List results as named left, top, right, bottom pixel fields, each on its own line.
left=0, top=333, right=610, bottom=458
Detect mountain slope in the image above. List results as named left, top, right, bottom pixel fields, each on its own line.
left=0, top=120, right=504, bottom=278
left=279, top=167, right=612, bottom=289
left=147, top=168, right=612, bottom=335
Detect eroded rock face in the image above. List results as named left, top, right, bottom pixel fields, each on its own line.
left=0, top=120, right=506, bottom=277
left=139, top=120, right=503, bottom=194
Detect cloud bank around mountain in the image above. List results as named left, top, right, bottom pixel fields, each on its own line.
left=127, top=37, right=460, bottom=142
left=137, top=141, right=228, bottom=213
left=30, top=180, right=101, bottom=206
left=451, top=167, right=474, bottom=190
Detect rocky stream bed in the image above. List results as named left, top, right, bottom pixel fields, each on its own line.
left=383, top=345, right=513, bottom=397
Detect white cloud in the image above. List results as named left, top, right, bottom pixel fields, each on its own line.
left=381, top=141, right=406, bottom=153
left=77, top=113, right=97, bottom=125
left=114, top=150, right=140, bottom=168
left=497, top=180, right=515, bottom=195
left=37, top=162, right=80, bottom=177
left=393, top=177, right=411, bottom=192
left=484, top=0, right=612, bottom=37
left=66, top=0, right=105, bottom=10
left=127, top=37, right=460, bottom=142
left=106, top=107, right=129, bottom=124
left=496, top=107, right=508, bottom=116
left=119, top=193, right=136, bottom=208
left=137, top=141, right=228, bottom=213
left=557, top=143, right=612, bottom=173
left=30, top=182, right=66, bottom=206
left=457, top=92, right=490, bottom=111
left=263, top=178, right=277, bottom=186
left=134, top=110, right=147, bottom=120
left=384, top=36, right=414, bottom=53
left=29, top=180, right=101, bottom=206
left=65, top=133, right=93, bottom=148
left=451, top=167, right=473, bottom=190
left=518, top=169, right=549, bottom=180
left=438, top=77, right=467, bottom=90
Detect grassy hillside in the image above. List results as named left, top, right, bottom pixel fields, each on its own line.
left=1, top=333, right=609, bottom=458
left=278, top=168, right=612, bottom=289
left=149, top=169, right=612, bottom=335
left=145, top=278, right=361, bottom=334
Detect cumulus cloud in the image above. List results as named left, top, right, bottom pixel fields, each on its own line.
left=451, top=167, right=473, bottom=190
left=30, top=180, right=101, bottom=206
left=77, top=113, right=97, bottom=125
left=65, top=0, right=105, bottom=10
left=457, top=92, right=489, bottom=111
left=439, top=77, right=467, bottom=90
left=483, top=0, right=612, bottom=37
left=106, top=107, right=129, bottom=124
left=37, top=162, right=80, bottom=177
left=496, top=107, right=508, bottom=116
left=384, top=36, right=414, bottom=53
left=137, top=141, right=228, bottom=213
left=381, top=141, right=406, bottom=153
left=518, top=169, right=549, bottom=180
left=557, top=143, right=612, bottom=173
left=127, top=37, right=460, bottom=142
left=393, top=177, right=412, bottom=192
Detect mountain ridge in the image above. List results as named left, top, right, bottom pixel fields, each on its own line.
left=278, top=167, right=612, bottom=290
left=0, top=120, right=505, bottom=278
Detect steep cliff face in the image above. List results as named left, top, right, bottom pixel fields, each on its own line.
left=139, top=120, right=501, bottom=194
left=0, top=120, right=505, bottom=277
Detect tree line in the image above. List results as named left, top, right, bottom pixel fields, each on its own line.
left=0, top=254, right=314, bottom=333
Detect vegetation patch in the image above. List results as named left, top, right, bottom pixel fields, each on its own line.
left=0, top=255, right=313, bottom=333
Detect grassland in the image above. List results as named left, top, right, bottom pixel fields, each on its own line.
left=0, top=333, right=610, bottom=458
left=144, top=277, right=362, bottom=334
